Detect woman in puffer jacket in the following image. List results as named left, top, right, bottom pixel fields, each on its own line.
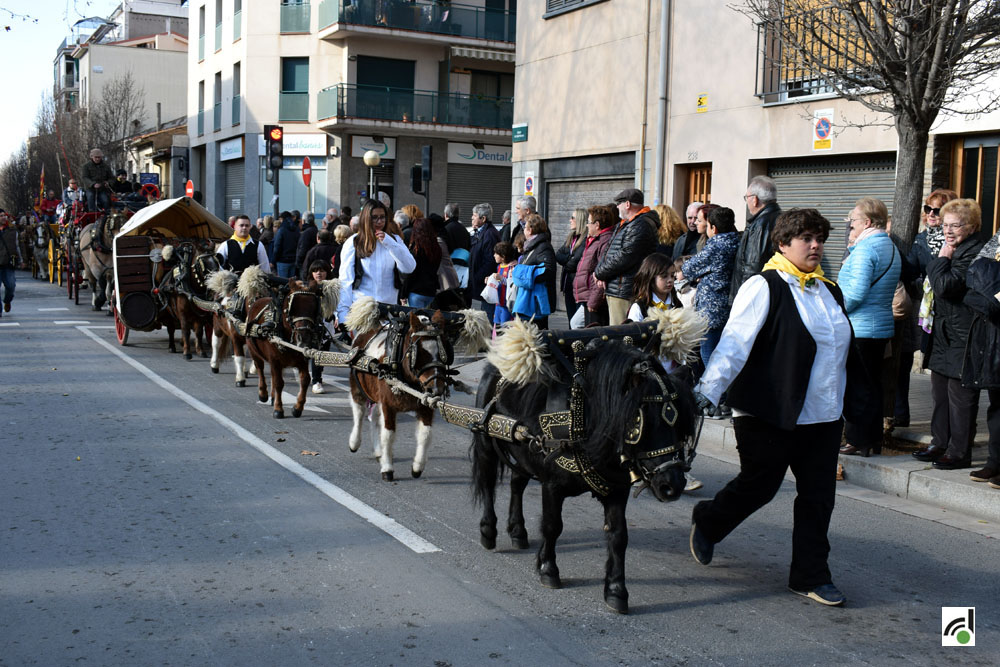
left=838, top=197, right=901, bottom=457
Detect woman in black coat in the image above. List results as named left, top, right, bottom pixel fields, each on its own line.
left=962, top=235, right=1000, bottom=486
left=912, top=199, right=986, bottom=470
left=555, top=208, right=587, bottom=322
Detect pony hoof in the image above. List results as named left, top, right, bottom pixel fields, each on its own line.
left=291, top=408, right=302, bottom=418
left=480, top=534, right=497, bottom=550
left=258, top=394, right=267, bottom=403
left=236, top=380, right=246, bottom=387
left=510, top=535, right=529, bottom=550
left=381, top=471, right=394, bottom=482
left=411, top=468, right=422, bottom=479
left=273, top=410, right=284, bottom=419
left=604, top=593, right=629, bottom=615
left=184, top=353, right=192, bottom=360
left=211, top=366, right=219, bottom=374
left=539, top=572, right=562, bottom=590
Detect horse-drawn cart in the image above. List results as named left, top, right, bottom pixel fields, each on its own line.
left=111, top=196, right=232, bottom=345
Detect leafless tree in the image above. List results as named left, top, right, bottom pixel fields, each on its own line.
left=89, top=71, right=148, bottom=173
left=738, top=0, right=1000, bottom=248
left=0, top=144, right=35, bottom=214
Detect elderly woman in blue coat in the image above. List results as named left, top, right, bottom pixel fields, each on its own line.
left=838, top=197, right=900, bottom=457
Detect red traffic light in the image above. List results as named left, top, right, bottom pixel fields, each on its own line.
left=269, top=127, right=283, bottom=141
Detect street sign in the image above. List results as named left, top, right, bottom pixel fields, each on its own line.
left=813, top=109, right=834, bottom=151
left=185, top=180, right=194, bottom=198
left=524, top=172, right=534, bottom=196
left=302, top=156, right=312, bottom=187
left=512, top=123, right=528, bottom=143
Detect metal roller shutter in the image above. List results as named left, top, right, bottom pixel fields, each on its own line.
left=545, top=178, right=634, bottom=245
left=768, top=152, right=896, bottom=280
left=445, top=164, right=512, bottom=226
left=224, top=159, right=245, bottom=220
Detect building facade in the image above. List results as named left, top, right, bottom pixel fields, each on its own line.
left=188, top=0, right=516, bottom=223
left=514, top=0, right=1000, bottom=279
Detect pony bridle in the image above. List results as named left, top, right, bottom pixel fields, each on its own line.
left=620, top=361, right=693, bottom=489
left=405, top=327, right=455, bottom=398
left=284, top=290, right=322, bottom=347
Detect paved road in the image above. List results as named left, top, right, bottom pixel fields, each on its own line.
left=2, top=273, right=996, bottom=665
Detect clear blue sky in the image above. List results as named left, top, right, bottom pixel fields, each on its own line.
left=0, top=0, right=120, bottom=165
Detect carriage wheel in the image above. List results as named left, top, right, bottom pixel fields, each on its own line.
left=73, top=260, right=81, bottom=305
left=65, top=253, right=73, bottom=298
left=48, top=240, right=55, bottom=284
left=113, top=299, right=129, bottom=346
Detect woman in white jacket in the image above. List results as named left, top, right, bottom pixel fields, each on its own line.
left=337, top=200, right=416, bottom=323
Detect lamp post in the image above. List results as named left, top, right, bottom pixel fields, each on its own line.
left=363, top=150, right=380, bottom=202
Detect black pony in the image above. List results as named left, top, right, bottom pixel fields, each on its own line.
left=470, top=328, right=700, bottom=614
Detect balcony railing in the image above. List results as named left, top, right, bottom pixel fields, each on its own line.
left=215, top=22, right=222, bottom=51
left=279, top=91, right=309, bottom=121
left=62, top=74, right=77, bottom=89
left=280, top=2, right=311, bottom=33
left=213, top=102, right=222, bottom=131
left=234, top=10, right=242, bottom=40
left=197, top=110, right=204, bottom=136
left=198, top=34, right=205, bottom=61
left=319, top=0, right=515, bottom=42
left=232, top=95, right=241, bottom=125
left=318, top=84, right=513, bottom=130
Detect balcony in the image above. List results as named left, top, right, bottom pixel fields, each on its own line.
left=234, top=10, right=242, bottom=40
left=197, top=110, right=204, bottom=136
left=317, top=84, right=512, bottom=130
left=213, top=102, right=222, bottom=131
left=279, top=91, right=309, bottom=121
left=62, top=74, right=77, bottom=90
left=215, top=22, right=222, bottom=51
left=281, top=2, right=311, bottom=33
left=198, top=34, right=204, bottom=61
left=318, top=0, right=515, bottom=44
left=232, top=95, right=241, bottom=125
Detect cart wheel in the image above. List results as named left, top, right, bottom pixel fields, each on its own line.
left=113, top=301, right=129, bottom=345
left=73, top=260, right=80, bottom=306
left=65, top=254, right=73, bottom=298
left=48, top=239, right=55, bottom=284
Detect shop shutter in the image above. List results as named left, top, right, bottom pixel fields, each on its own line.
left=224, top=159, right=245, bottom=219
left=768, top=152, right=896, bottom=280
left=544, top=178, right=634, bottom=244
left=445, top=163, right=512, bottom=227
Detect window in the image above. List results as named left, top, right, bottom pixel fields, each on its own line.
left=214, top=0, right=222, bottom=51
left=544, top=0, right=608, bottom=19
left=197, top=80, right=205, bottom=136
left=214, top=71, right=222, bottom=130
left=198, top=5, right=205, bottom=61
left=280, top=57, right=309, bottom=121
left=232, top=61, right=241, bottom=125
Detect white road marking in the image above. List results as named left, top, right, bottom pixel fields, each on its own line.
left=38, top=307, right=70, bottom=311
left=77, top=325, right=440, bottom=554
left=282, top=390, right=355, bottom=410
left=54, top=320, right=91, bottom=325
left=279, top=391, right=329, bottom=414
left=0, top=322, right=21, bottom=327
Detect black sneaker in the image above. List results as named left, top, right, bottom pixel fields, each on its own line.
left=689, top=522, right=714, bottom=565
left=790, top=583, right=846, bottom=606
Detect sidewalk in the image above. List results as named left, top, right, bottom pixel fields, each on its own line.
left=697, top=371, right=1000, bottom=525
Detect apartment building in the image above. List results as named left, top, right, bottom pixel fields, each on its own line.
left=514, top=0, right=1000, bottom=279
left=188, top=0, right=516, bottom=223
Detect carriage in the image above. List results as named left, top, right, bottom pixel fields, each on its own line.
left=111, top=196, right=231, bottom=345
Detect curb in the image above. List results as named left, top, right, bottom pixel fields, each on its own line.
left=697, top=419, right=1000, bottom=525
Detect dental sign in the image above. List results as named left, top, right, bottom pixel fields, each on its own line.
left=350, top=136, right=397, bottom=159
left=257, top=133, right=328, bottom=156
left=447, top=143, right=513, bottom=166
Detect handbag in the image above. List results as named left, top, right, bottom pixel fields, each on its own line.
left=891, top=281, right=913, bottom=320
left=481, top=276, right=499, bottom=305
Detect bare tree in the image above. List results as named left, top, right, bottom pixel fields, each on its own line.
left=0, top=144, right=35, bottom=214
left=739, top=0, right=1000, bottom=248
left=89, top=71, right=147, bottom=172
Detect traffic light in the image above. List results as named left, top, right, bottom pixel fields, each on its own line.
left=421, top=145, right=432, bottom=182
left=265, top=124, right=284, bottom=171
left=410, top=165, right=423, bottom=194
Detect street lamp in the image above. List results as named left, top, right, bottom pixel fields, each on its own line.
left=363, top=150, right=380, bottom=202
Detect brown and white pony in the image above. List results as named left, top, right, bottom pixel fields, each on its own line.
left=206, top=269, right=252, bottom=386
left=238, top=265, right=340, bottom=418
left=344, top=297, right=491, bottom=481
left=158, top=241, right=220, bottom=359
left=79, top=211, right=128, bottom=311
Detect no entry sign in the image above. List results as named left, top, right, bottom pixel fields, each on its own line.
left=185, top=180, right=194, bottom=198
left=301, top=156, right=312, bottom=187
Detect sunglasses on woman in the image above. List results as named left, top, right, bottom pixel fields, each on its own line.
left=923, top=205, right=941, bottom=216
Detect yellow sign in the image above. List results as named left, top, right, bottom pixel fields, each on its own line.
left=696, top=93, right=708, bottom=114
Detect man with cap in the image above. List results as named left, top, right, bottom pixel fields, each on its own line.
left=81, top=148, right=115, bottom=212
left=111, top=170, right=136, bottom=195
left=594, top=188, right=660, bottom=325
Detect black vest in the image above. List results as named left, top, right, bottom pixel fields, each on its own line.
left=726, top=271, right=849, bottom=431
left=224, top=238, right=259, bottom=273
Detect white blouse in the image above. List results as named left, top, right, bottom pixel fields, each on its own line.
left=337, top=233, right=417, bottom=322
left=695, top=271, right=852, bottom=425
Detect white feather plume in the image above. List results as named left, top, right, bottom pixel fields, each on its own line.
left=161, top=244, right=174, bottom=262
left=456, top=308, right=491, bottom=354
left=236, top=264, right=269, bottom=301
left=320, top=279, right=342, bottom=321
left=345, top=296, right=380, bottom=334
left=206, top=269, right=239, bottom=298
left=486, top=318, right=552, bottom=386
left=646, top=307, right=709, bottom=364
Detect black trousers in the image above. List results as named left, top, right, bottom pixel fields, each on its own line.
left=987, top=389, right=1000, bottom=469
left=844, top=337, right=890, bottom=450
left=930, top=372, right=980, bottom=459
left=693, top=416, right=842, bottom=590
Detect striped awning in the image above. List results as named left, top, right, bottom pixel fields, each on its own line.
left=450, top=46, right=515, bottom=63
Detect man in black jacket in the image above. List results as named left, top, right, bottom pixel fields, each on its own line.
left=672, top=201, right=704, bottom=262
left=502, top=196, right=535, bottom=245
left=594, top=188, right=659, bottom=325
left=443, top=202, right=471, bottom=297
left=729, top=175, right=781, bottom=304
left=295, top=212, right=319, bottom=272
left=468, top=203, right=500, bottom=319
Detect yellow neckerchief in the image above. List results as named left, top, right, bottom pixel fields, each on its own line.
left=761, top=252, right=835, bottom=291
left=230, top=232, right=251, bottom=249
left=650, top=292, right=673, bottom=312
